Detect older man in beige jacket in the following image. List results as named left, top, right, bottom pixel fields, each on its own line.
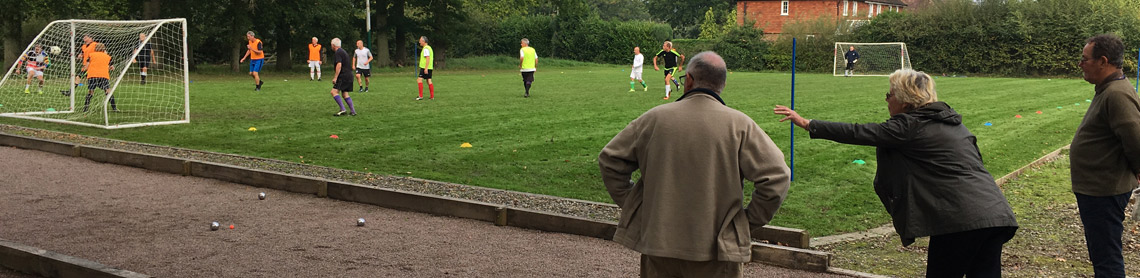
left=599, top=51, right=791, bottom=277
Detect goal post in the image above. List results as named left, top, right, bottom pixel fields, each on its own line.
left=0, top=18, right=189, bottom=129
left=833, top=42, right=911, bottom=77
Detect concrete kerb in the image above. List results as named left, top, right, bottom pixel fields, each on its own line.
left=78, top=146, right=186, bottom=176
left=0, top=133, right=79, bottom=157
left=326, top=181, right=501, bottom=223
left=0, top=131, right=837, bottom=274
left=188, top=161, right=325, bottom=195
left=0, top=238, right=151, bottom=278
left=751, top=242, right=831, bottom=272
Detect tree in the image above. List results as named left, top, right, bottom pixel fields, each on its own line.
left=646, top=0, right=732, bottom=38
left=590, top=0, right=650, bottom=21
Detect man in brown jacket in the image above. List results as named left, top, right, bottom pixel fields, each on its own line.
left=1072, top=34, right=1140, bottom=278
left=599, top=51, right=791, bottom=277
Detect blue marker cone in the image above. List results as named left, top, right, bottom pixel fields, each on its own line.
left=984, top=122, right=993, bottom=126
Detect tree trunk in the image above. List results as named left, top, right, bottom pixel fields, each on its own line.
left=275, top=39, right=292, bottom=71
left=373, top=0, right=392, bottom=67
left=2, top=18, right=20, bottom=70
left=231, top=41, right=241, bottom=72
left=142, top=0, right=161, bottom=19
left=275, top=25, right=293, bottom=71
left=392, top=0, right=407, bottom=67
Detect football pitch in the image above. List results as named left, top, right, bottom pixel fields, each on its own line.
left=0, top=60, right=1092, bottom=236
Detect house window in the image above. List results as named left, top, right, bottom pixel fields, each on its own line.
left=781, top=1, right=789, bottom=16
left=853, top=2, right=858, bottom=16
left=842, top=1, right=849, bottom=16
left=877, top=4, right=883, bottom=15
left=867, top=3, right=873, bottom=17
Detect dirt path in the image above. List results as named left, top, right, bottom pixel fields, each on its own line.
left=0, top=146, right=847, bottom=278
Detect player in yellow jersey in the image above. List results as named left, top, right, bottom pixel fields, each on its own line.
left=307, top=37, right=323, bottom=81
left=519, top=38, right=538, bottom=98
left=239, top=31, right=266, bottom=91
left=416, top=36, right=434, bottom=100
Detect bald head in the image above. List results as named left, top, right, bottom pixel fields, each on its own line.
left=684, top=51, right=727, bottom=94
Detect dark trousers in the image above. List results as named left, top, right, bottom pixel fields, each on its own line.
left=926, top=226, right=1017, bottom=278
left=640, top=254, right=742, bottom=278
left=1076, top=192, right=1132, bottom=278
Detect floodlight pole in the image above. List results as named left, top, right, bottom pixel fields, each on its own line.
left=1136, top=48, right=1138, bottom=92
left=791, top=38, right=796, bottom=182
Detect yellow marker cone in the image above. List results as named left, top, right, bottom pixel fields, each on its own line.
left=460, top=142, right=473, bottom=148
left=248, top=127, right=257, bottom=131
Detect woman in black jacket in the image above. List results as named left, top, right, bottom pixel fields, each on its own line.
left=774, top=69, right=1018, bottom=277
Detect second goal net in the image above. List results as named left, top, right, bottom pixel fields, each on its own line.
left=0, top=18, right=189, bottom=129
left=833, top=42, right=911, bottom=77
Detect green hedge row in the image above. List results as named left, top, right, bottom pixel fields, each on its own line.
left=453, top=15, right=673, bottom=65
left=853, top=0, right=1140, bottom=76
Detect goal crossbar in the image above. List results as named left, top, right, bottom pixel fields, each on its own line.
left=833, top=42, right=911, bottom=77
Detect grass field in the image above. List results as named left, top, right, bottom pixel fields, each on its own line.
left=0, top=57, right=1094, bottom=236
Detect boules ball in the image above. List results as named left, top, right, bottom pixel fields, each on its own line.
left=258, top=192, right=266, bottom=200
left=210, top=222, right=220, bottom=231
left=356, top=218, right=366, bottom=227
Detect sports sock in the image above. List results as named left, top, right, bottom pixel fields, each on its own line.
left=316, top=71, right=321, bottom=80
left=665, top=84, right=671, bottom=98
left=25, top=84, right=29, bottom=90
left=109, top=95, right=117, bottom=110
left=429, top=84, right=434, bottom=98
left=333, top=95, right=345, bottom=111
left=83, top=94, right=93, bottom=111
left=641, top=81, right=647, bottom=88
left=672, top=78, right=680, bottom=87
left=345, top=97, right=356, bottom=114
left=141, top=72, right=147, bottom=84
left=524, top=83, right=531, bottom=95
left=418, top=83, right=424, bottom=98
left=630, top=81, right=635, bottom=90
left=310, top=70, right=314, bottom=80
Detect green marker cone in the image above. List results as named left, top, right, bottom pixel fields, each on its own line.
left=1085, top=99, right=1092, bottom=102
left=1057, top=106, right=1064, bottom=109
left=852, top=159, right=866, bottom=165
left=45, top=108, right=55, bottom=112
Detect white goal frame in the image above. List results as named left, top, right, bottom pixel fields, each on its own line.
left=833, top=42, right=911, bottom=77
left=0, top=18, right=189, bottom=129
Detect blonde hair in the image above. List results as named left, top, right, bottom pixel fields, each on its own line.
left=888, top=69, right=937, bottom=108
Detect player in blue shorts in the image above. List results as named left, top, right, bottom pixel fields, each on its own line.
left=239, top=31, right=266, bottom=91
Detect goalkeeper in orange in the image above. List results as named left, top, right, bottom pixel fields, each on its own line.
left=82, top=43, right=118, bottom=112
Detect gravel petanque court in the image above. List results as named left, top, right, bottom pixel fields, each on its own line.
left=0, top=146, right=847, bottom=278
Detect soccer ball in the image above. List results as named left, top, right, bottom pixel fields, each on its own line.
left=50, top=46, right=61, bottom=55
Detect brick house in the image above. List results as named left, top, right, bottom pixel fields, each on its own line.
left=737, top=0, right=907, bottom=34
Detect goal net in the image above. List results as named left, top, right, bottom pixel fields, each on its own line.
left=833, top=42, right=911, bottom=77
left=0, top=19, right=188, bottom=129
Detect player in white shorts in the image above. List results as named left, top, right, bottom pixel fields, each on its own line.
left=19, top=44, right=50, bottom=94
left=629, top=47, right=646, bottom=92
left=307, top=37, right=323, bottom=81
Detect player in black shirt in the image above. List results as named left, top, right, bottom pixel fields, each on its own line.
left=653, top=41, right=685, bottom=100
left=844, top=46, right=859, bottom=77
left=329, top=38, right=357, bottom=116
left=135, top=33, right=157, bottom=85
